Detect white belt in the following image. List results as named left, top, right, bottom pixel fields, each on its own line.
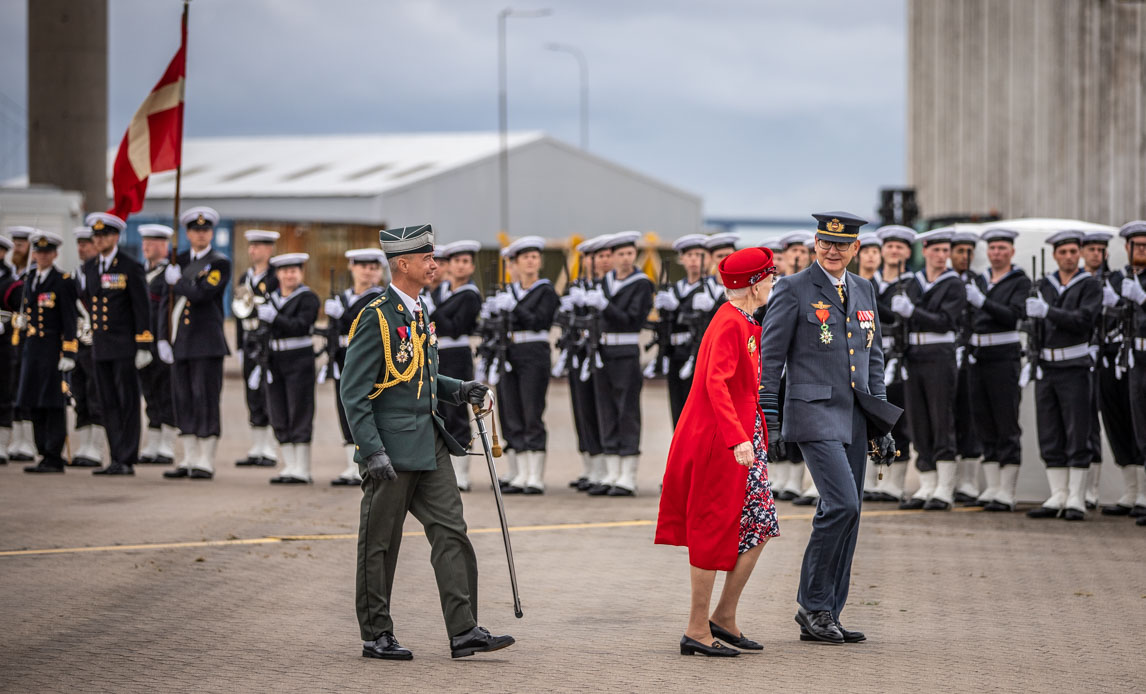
left=270, top=336, right=313, bottom=352
left=437, top=336, right=472, bottom=349
left=908, top=331, right=955, bottom=345
left=1040, top=343, right=1090, bottom=361
left=510, top=330, right=549, bottom=344
left=670, top=332, right=691, bottom=346
left=881, top=336, right=894, bottom=350
left=1135, top=337, right=1146, bottom=351
left=969, top=331, right=1021, bottom=347
left=338, top=335, right=350, bottom=348
left=600, top=332, right=640, bottom=346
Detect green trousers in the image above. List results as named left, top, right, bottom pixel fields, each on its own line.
left=355, top=433, right=479, bottom=641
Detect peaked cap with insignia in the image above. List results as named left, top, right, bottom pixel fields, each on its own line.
left=379, top=224, right=435, bottom=258
left=812, top=211, right=868, bottom=243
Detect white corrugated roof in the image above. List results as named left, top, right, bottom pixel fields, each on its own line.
left=112, top=131, right=547, bottom=199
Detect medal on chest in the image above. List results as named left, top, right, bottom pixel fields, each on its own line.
left=395, top=325, right=412, bottom=363
left=812, top=301, right=833, bottom=344
left=856, top=310, right=875, bottom=349
left=428, top=321, right=437, bottom=346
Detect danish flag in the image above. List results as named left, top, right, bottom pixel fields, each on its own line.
left=107, top=12, right=186, bottom=220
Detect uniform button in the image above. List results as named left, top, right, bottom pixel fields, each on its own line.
left=846, top=317, right=850, bottom=323
left=851, top=381, right=856, bottom=387
left=849, top=349, right=854, bottom=355
left=851, top=365, right=856, bottom=372
left=847, top=332, right=852, bottom=338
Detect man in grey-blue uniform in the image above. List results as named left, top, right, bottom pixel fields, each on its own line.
left=759, top=211, right=900, bottom=645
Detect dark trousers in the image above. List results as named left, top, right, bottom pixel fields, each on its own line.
left=242, top=348, right=271, bottom=427
left=954, top=364, right=981, bottom=458
left=593, top=347, right=642, bottom=456
left=498, top=342, right=550, bottom=452
left=267, top=350, right=314, bottom=444
left=0, top=336, right=12, bottom=428
left=173, top=357, right=223, bottom=438
left=1088, top=366, right=1102, bottom=463
left=139, top=359, right=175, bottom=429
left=885, top=380, right=912, bottom=462
left=356, top=433, right=478, bottom=640
left=905, top=358, right=956, bottom=471
left=1035, top=366, right=1093, bottom=468
left=72, top=347, right=102, bottom=429
left=437, top=346, right=474, bottom=449
left=667, top=354, right=693, bottom=428
left=334, top=377, right=353, bottom=444
left=1129, top=358, right=1146, bottom=460
left=569, top=369, right=602, bottom=455
left=1096, top=359, right=1138, bottom=467
left=30, top=407, right=67, bottom=468
left=968, top=358, right=1022, bottom=466
left=797, top=406, right=866, bottom=620
left=93, top=358, right=141, bottom=465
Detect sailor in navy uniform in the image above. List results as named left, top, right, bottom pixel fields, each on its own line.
left=16, top=232, right=78, bottom=473
left=581, top=231, right=653, bottom=496
left=962, top=227, right=1031, bottom=511
left=891, top=228, right=967, bottom=511
left=5, top=226, right=37, bottom=463
left=235, top=229, right=280, bottom=467
left=1024, top=230, right=1102, bottom=521
left=423, top=240, right=483, bottom=491
left=260, top=253, right=319, bottom=484
left=156, top=207, right=232, bottom=480
left=0, top=235, right=20, bottom=465
left=855, top=232, right=885, bottom=500
left=653, top=234, right=714, bottom=427
left=66, top=226, right=107, bottom=468
left=948, top=230, right=984, bottom=502
left=327, top=248, right=386, bottom=486
left=82, top=212, right=153, bottom=476
left=137, top=224, right=178, bottom=466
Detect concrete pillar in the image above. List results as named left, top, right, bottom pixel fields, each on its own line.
left=27, top=0, right=108, bottom=211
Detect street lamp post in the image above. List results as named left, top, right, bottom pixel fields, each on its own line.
left=545, top=43, right=588, bottom=150
left=498, top=7, right=551, bottom=238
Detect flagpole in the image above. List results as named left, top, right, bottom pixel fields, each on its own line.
left=168, top=0, right=189, bottom=339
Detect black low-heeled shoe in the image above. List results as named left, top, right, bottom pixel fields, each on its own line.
left=709, top=621, right=763, bottom=650
left=679, top=635, right=739, bottom=657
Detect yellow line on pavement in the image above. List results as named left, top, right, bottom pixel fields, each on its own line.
left=0, top=506, right=981, bottom=558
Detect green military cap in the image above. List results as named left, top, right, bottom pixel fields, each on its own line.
left=379, top=224, right=435, bottom=258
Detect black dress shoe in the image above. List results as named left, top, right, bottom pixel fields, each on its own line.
left=791, top=495, right=818, bottom=506
left=587, top=483, right=612, bottom=496
left=24, top=462, right=64, bottom=473
left=235, top=456, right=258, bottom=467
left=569, top=477, right=586, bottom=489
left=523, top=486, right=544, bottom=495
left=800, top=624, right=865, bottom=643
left=502, top=485, right=524, bottom=494
left=963, top=498, right=987, bottom=507
left=152, top=454, right=175, bottom=466
left=795, top=607, right=843, bottom=644
left=68, top=456, right=102, bottom=468
left=680, top=635, right=739, bottom=657
left=450, top=626, right=515, bottom=658
left=776, top=489, right=798, bottom=502
left=331, top=477, right=359, bottom=486
left=1085, top=501, right=1097, bottom=510
left=983, top=500, right=1014, bottom=512
left=269, top=476, right=309, bottom=484
left=1101, top=504, right=1132, bottom=516
left=362, top=632, right=413, bottom=661
left=607, top=486, right=634, bottom=497
left=0, top=455, right=7, bottom=465
left=1026, top=506, right=1062, bottom=519
left=163, top=467, right=189, bottom=479
left=868, top=491, right=898, bottom=503
left=709, top=621, right=762, bottom=650
left=93, top=462, right=134, bottom=476
left=1136, top=516, right=1146, bottom=526
left=254, top=457, right=277, bottom=467
left=9, top=452, right=34, bottom=462
left=953, top=491, right=977, bottom=503
left=576, top=478, right=593, bottom=491
left=923, top=498, right=951, bottom=511
left=899, top=498, right=925, bottom=510
left=189, top=469, right=213, bottom=480
left=1129, top=505, right=1146, bottom=518
left=1062, top=508, right=1085, bottom=521
left=138, top=454, right=156, bottom=464
left=862, top=490, right=875, bottom=502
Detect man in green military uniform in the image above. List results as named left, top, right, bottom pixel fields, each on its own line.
left=341, top=224, right=515, bottom=661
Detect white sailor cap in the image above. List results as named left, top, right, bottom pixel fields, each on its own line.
left=778, top=231, right=811, bottom=249
left=607, top=231, right=642, bottom=250
left=179, top=206, right=220, bottom=229
left=1081, top=230, right=1113, bottom=246
left=433, top=245, right=450, bottom=260
left=575, top=237, right=599, bottom=254
left=916, top=227, right=954, bottom=247
left=507, top=235, right=546, bottom=258
left=703, top=232, right=738, bottom=251
left=858, top=232, right=882, bottom=248
left=1119, top=221, right=1146, bottom=239
left=7, top=226, right=38, bottom=240
left=443, top=240, right=481, bottom=258
left=30, top=231, right=64, bottom=250
left=244, top=229, right=280, bottom=243
left=951, top=230, right=979, bottom=246
left=1045, top=230, right=1084, bottom=248
left=589, top=233, right=616, bottom=251
left=803, top=237, right=816, bottom=249
left=980, top=227, right=1019, bottom=244
left=73, top=226, right=93, bottom=241
left=672, top=234, right=708, bottom=253
left=84, top=213, right=126, bottom=234
left=876, top=225, right=916, bottom=245
left=139, top=224, right=174, bottom=240
left=763, top=238, right=785, bottom=252
left=270, top=252, right=309, bottom=268
left=0, top=236, right=12, bottom=251
left=345, top=248, right=386, bottom=263
left=499, top=246, right=513, bottom=259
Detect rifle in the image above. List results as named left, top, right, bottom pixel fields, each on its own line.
left=551, top=253, right=577, bottom=378
left=1021, top=253, right=1044, bottom=386
left=318, top=267, right=340, bottom=383
left=643, top=259, right=674, bottom=378
left=1116, top=264, right=1142, bottom=375
left=573, top=253, right=603, bottom=382
left=883, top=261, right=909, bottom=386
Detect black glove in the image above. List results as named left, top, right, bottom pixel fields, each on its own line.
left=459, top=380, right=490, bottom=405
left=364, top=448, right=397, bottom=481
left=869, top=434, right=896, bottom=466
left=764, top=414, right=786, bottom=462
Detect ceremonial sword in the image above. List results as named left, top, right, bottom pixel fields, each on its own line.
left=471, top=396, right=523, bottom=619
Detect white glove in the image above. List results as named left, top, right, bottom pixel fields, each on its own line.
left=1102, top=284, right=1119, bottom=308
left=584, top=287, right=608, bottom=310
left=1018, top=361, right=1032, bottom=388
left=1025, top=296, right=1049, bottom=318
left=57, top=356, right=75, bottom=372
left=1122, top=277, right=1146, bottom=305
left=891, top=294, right=915, bottom=318
left=559, top=295, right=575, bottom=312
left=134, top=349, right=153, bottom=370
left=569, top=285, right=587, bottom=307
left=691, top=292, right=716, bottom=312
left=324, top=298, right=345, bottom=319
left=13, top=313, right=27, bottom=331
left=497, top=292, right=518, bottom=313
left=965, top=283, right=986, bottom=308
left=956, top=346, right=965, bottom=369
left=158, top=340, right=174, bottom=364
left=164, top=264, right=181, bottom=285
left=654, top=290, right=680, bottom=311
left=257, top=303, right=278, bottom=323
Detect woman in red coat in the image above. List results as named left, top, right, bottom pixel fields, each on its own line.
left=656, top=246, right=779, bottom=657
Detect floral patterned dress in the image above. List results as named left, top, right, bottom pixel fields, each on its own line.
left=734, top=307, right=780, bottom=554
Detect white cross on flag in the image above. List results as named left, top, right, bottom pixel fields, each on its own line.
left=108, top=13, right=186, bottom=220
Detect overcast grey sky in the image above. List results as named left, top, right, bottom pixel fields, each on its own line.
left=0, top=0, right=906, bottom=220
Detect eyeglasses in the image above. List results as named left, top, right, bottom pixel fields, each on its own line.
left=816, top=239, right=854, bottom=253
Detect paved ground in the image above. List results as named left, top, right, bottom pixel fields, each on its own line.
left=1, top=373, right=1145, bottom=693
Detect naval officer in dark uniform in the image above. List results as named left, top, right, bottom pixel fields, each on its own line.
left=66, top=225, right=107, bottom=468
left=759, top=211, right=900, bottom=645
left=138, top=224, right=178, bottom=466
left=82, top=212, right=153, bottom=476
left=341, top=224, right=513, bottom=661
left=235, top=229, right=280, bottom=467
